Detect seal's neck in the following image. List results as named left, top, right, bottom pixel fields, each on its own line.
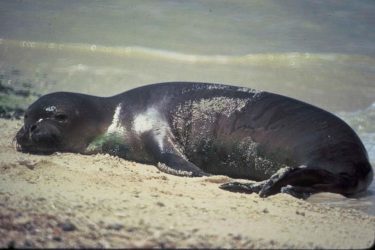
left=95, top=96, right=123, bottom=133
left=105, top=102, right=125, bottom=135
left=84, top=96, right=127, bottom=155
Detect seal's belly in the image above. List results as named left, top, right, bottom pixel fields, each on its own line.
left=170, top=96, right=284, bottom=180
left=188, top=134, right=286, bottom=180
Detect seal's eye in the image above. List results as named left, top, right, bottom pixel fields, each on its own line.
left=24, top=114, right=28, bottom=119
left=54, top=114, right=68, bottom=122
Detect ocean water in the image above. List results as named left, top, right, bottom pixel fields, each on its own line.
left=0, top=0, right=374, bottom=214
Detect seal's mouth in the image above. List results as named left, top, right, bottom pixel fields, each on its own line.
left=16, top=143, right=58, bottom=155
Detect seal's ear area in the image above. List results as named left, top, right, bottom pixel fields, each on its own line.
left=53, top=113, right=69, bottom=123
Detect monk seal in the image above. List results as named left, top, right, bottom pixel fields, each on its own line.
left=15, top=82, right=373, bottom=199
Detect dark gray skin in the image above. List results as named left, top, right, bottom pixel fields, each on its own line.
left=16, top=82, right=373, bottom=199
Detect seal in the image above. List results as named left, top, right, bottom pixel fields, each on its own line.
left=15, top=82, right=373, bottom=199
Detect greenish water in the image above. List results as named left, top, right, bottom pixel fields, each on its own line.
left=0, top=0, right=374, bottom=214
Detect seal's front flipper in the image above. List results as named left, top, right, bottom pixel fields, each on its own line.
left=142, top=131, right=208, bottom=177
left=157, top=153, right=209, bottom=177
left=219, top=181, right=266, bottom=194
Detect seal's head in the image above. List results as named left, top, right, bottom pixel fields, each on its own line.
left=16, top=92, right=110, bottom=154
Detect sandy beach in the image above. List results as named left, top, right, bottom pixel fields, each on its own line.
left=1, top=1, right=375, bottom=248
left=0, top=118, right=374, bottom=249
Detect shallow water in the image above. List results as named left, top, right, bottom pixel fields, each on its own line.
left=0, top=0, right=374, bottom=215
left=309, top=104, right=375, bottom=215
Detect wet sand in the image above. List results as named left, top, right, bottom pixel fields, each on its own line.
left=0, top=118, right=374, bottom=249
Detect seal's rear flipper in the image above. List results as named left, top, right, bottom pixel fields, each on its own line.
left=219, top=167, right=295, bottom=195
left=258, top=167, right=348, bottom=198
left=280, top=185, right=317, bottom=199
left=221, top=166, right=349, bottom=199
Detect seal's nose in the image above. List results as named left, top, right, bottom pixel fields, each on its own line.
left=29, top=122, right=44, bottom=141
left=16, top=122, right=39, bottom=146
left=28, top=119, right=44, bottom=135
left=15, top=125, right=31, bottom=149
left=30, top=124, right=37, bottom=133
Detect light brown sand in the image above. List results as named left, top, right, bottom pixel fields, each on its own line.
left=1, top=118, right=374, bottom=249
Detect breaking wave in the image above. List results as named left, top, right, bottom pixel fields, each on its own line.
left=1, top=38, right=375, bottom=66
left=338, top=102, right=375, bottom=164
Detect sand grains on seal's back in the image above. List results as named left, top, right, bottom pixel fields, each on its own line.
left=171, top=96, right=249, bottom=136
